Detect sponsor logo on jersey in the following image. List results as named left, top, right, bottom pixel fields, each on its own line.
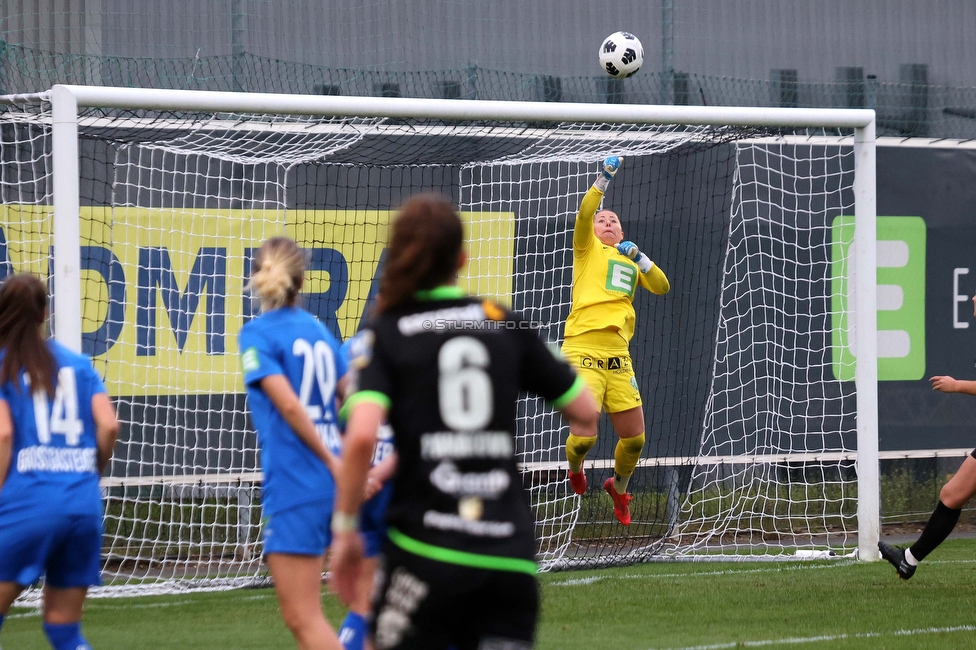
left=606, top=259, right=637, bottom=297
left=240, top=347, right=260, bottom=373
left=579, top=355, right=623, bottom=370
left=423, top=510, right=515, bottom=537
left=429, top=460, right=511, bottom=498
left=458, top=496, right=484, bottom=521
left=397, top=304, right=486, bottom=336
left=420, top=431, right=514, bottom=460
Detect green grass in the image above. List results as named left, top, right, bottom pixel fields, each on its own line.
left=5, top=538, right=976, bottom=649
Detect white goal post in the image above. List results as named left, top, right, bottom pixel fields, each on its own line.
left=1, top=85, right=878, bottom=594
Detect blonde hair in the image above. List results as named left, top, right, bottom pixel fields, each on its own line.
left=249, top=237, right=305, bottom=312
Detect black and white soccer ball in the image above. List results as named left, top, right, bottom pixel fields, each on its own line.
left=598, top=31, right=644, bottom=78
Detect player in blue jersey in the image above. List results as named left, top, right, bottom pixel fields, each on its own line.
left=336, top=331, right=398, bottom=650
left=0, top=273, right=120, bottom=650
left=239, top=237, right=346, bottom=650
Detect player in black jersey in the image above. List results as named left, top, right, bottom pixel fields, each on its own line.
left=330, top=193, right=598, bottom=650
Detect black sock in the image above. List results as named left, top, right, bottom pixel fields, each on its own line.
left=909, top=500, right=961, bottom=562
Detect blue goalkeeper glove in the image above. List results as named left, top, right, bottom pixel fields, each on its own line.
left=616, top=240, right=653, bottom=273
left=602, top=155, right=622, bottom=180
left=594, top=155, right=622, bottom=191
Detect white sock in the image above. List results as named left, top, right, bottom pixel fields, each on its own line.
left=904, top=548, right=919, bottom=566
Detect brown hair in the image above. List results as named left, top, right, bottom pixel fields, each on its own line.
left=379, top=194, right=464, bottom=312
left=0, top=273, right=56, bottom=397
left=249, top=236, right=305, bottom=312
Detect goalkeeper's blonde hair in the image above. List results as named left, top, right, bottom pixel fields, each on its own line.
left=249, top=236, right=305, bottom=312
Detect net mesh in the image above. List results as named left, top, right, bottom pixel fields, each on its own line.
left=0, top=97, right=858, bottom=595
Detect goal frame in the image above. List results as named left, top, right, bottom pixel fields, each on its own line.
left=6, top=84, right=880, bottom=562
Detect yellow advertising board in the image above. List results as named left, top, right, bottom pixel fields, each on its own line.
left=0, top=205, right=515, bottom=395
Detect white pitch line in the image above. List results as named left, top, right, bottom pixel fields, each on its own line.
left=550, top=556, right=976, bottom=587
left=87, top=599, right=196, bottom=610
left=655, top=625, right=976, bottom=650
left=549, top=560, right=857, bottom=586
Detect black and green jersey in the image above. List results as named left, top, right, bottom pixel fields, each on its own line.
left=347, top=287, right=584, bottom=570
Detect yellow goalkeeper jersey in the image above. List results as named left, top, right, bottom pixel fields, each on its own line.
left=564, top=185, right=670, bottom=346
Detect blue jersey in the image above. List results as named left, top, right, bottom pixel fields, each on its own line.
left=239, top=307, right=346, bottom=515
left=0, top=341, right=107, bottom=518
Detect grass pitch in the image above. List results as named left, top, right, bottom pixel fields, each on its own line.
left=4, top=538, right=976, bottom=649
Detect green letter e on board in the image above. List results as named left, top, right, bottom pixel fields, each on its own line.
left=831, top=216, right=926, bottom=381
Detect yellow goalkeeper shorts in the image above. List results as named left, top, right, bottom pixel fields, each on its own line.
left=561, top=342, right=642, bottom=414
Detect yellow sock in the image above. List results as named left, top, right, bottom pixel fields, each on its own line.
left=613, top=432, right=645, bottom=493
left=565, top=434, right=597, bottom=473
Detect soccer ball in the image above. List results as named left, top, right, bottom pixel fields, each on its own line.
left=598, top=32, right=644, bottom=78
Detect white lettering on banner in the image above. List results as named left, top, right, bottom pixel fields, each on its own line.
left=397, top=304, right=486, bottom=336
left=16, top=446, right=97, bottom=473
left=420, top=431, right=513, bottom=460
left=423, top=510, right=515, bottom=537
left=429, top=461, right=510, bottom=498
left=954, top=268, right=970, bottom=329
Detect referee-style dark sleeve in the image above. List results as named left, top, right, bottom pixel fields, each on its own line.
left=516, top=319, right=584, bottom=408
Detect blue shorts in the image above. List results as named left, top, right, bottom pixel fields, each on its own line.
left=262, top=500, right=332, bottom=556
left=0, top=511, right=102, bottom=588
left=361, top=482, right=392, bottom=558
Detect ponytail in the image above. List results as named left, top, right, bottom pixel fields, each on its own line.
left=249, top=237, right=305, bottom=312
left=0, top=273, right=56, bottom=396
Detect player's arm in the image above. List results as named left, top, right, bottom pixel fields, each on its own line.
left=331, top=331, right=394, bottom=604
left=261, top=375, right=340, bottom=475
left=331, top=397, right=385, bottom=604
left=0, top=398, right=11, bottom=488
left=556, top=383, right=599, bottom=437
left=617, top=240, right=670, bottom=295
left=574, top=156, right=622, bottom=253
left=931, top=376, right=976, bottom=396
left=335, top=399, right=383, bottom=518
left=91, top=393, right=120, bottom=474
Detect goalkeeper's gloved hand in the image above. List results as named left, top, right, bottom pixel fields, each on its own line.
left=616, top=240, right=653, bottom=273
left=594, top=155, right=622, bottom=191
left=602, top=155, right=622, bottom=180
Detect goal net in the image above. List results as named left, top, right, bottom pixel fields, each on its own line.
left=0, top=88, right=875, bottom=595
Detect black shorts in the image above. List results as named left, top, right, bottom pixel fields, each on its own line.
left=369, top=544, right=539, bottom=650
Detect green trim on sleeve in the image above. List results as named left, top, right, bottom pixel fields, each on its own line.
left=338, top=390, right=391, bottom=421
left=388, top=528, right=538, bottom=575
left=414, top=285, right=466, bottom=301
left=551, top=375, right=587, bottom=410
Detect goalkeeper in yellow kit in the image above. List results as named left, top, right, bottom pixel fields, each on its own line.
left=563, top=155, right=670, bottom=525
